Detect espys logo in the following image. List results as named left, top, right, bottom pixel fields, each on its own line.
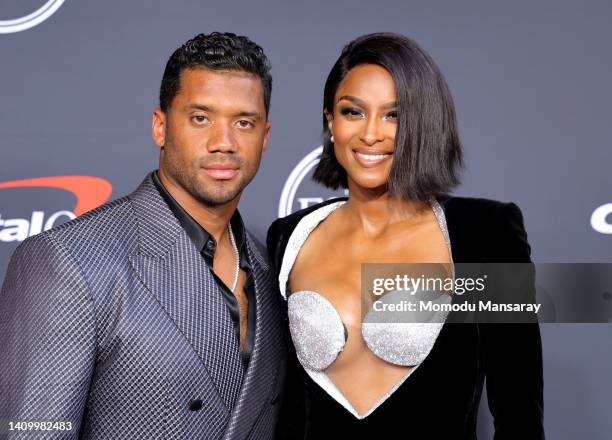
left=591, top=203, right=612, bottom=234
left=0, top=0, right=66, bottom=34
left=0, top=176, right=112, bottom=242
left=278, top=146, right=347, bottom=217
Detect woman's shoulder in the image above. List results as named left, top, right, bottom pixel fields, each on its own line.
left=268, top=197, right=347, bottom=240
left=266, top=197, right=348, bottom=272
left=438, top=194, right=526, bottom=229
left=439, top=194, right=531, bottom=262
left=438, top=194, right=523, bottom=217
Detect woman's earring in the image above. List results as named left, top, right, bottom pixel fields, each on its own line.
left=330, top=135, right=335, bottom=143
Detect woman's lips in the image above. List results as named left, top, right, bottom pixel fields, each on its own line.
left=352, top=150, right=392, bottom=168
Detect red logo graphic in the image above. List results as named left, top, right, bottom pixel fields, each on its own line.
left=0, top=176, right=112, bottom=216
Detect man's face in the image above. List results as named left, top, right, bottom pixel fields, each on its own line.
left=153, top=67, right=270, bottom=206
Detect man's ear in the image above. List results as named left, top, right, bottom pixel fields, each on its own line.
left=152, top=108, right=166, bottom=149
left=261, top=119, right=272, bottom=156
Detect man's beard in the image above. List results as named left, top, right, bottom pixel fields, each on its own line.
left=164, top=153, right=258, bottom=207
left=187, top=177, right=248, bottom=207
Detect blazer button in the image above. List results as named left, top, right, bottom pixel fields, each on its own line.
left=189, top=399, right=204, bottom=411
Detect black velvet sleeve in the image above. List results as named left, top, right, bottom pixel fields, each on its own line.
left=266, top=218, right=284, bottom=276
left=267, top=218, right=308, bottom=439
left=480, top=202, right=545, bottom=439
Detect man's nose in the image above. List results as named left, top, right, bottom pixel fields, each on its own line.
left=207, top=123, right=237, bottom=153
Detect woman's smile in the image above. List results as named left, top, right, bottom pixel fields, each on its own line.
left=352, top=148, right=393, bottom=168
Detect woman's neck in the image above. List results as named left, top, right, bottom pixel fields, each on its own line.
left=341, top=182, right=429, bottom=236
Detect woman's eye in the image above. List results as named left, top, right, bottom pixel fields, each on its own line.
left=385, top=111, right=398, bottom=120
left=236, top=119, right=255, bottom=128
left=340, top=107, right=363, bottom=118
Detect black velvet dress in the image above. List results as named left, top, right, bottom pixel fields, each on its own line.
left=266, top=196, right=545, bottom=439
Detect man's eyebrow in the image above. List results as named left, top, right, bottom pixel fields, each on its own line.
left=184, top=105, right=262, bottom=120
left=236, top=111, right=263, bottom=120
left=337, top=95, right=397, bottom=109
left=185, top=104, right=213, bottom=112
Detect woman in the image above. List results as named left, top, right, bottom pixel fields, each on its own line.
left=268, top=33, right=544, bottom=438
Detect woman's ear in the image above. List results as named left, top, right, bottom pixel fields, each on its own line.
left=324, top=109, right=333, bottom=133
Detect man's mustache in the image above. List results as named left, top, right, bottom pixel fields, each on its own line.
left=198, top=154, right=244, bottom=169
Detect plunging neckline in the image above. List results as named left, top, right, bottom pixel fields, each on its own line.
left=278, top=197, right=454, bottom=419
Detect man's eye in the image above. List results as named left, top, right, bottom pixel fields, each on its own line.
left=340, top=107, right=363, bottom=118
left=192, top=115, right=208, bottom=124
left=236, top=119, right=255, bottom=128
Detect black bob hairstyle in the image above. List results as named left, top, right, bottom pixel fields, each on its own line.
left=159, top=32, right=272, bottom=117
left=312, top=33, right=463, bottom=200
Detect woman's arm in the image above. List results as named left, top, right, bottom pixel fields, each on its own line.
left=481, top=202, right=545, bottom=439
left=267, top=219, right=307, bottom=439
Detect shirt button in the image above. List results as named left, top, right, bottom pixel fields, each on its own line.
left=189, top=399, right=204, bottom=411
left=206, top=240, right=216, bottom=251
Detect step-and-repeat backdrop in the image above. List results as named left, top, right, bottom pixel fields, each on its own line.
left=1, top=1, right=611, bottom=438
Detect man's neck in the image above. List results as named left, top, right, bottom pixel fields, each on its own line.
left=158, top=169, right=240, bottom=243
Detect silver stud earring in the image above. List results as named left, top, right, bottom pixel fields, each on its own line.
left=330, top=135, right=335, bottom=143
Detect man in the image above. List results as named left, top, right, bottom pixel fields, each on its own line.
left=0, top=32, right=286, bottom=439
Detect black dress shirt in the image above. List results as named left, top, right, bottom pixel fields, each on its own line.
left=152, top=171, right=255, bottom=367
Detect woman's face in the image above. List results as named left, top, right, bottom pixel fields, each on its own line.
left=327, top=63, right=397, bottom=192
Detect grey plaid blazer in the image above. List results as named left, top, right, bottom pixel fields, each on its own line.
left=0, top=173, right=287, bottom=439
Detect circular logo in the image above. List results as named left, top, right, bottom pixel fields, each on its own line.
left=0, top=0, right=66, bottom=34
left=278, top=146, right=347, bottom=217
left=591, top=203, right=612, bottom=234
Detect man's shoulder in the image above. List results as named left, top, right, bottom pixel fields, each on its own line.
left=43, top=195, right=135, bottom=241
left=16, top=194, right=138, bottom=266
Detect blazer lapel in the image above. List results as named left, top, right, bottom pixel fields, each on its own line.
left=438, top=195, right=471, bottom=263
left=128, top=174, right=244, bottom=411
left=223, top=234, right=285, bottom=439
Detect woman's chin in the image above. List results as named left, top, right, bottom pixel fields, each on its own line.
left=347, top=177, right=389, bottom=195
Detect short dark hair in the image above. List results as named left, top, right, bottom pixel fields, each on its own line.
left=313, top=32, right=463, bottom=200
left=159, top=32, right=272, bottom=116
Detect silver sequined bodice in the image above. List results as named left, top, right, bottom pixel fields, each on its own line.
left=279, top=198, right=454, bottom=380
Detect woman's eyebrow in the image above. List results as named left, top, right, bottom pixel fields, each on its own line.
left=337, top=95, right=397, bottom=109
left=337, top=95, right=365, bottom=106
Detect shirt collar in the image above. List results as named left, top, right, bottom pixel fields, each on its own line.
left=151, top=170, right=247, bottom=256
